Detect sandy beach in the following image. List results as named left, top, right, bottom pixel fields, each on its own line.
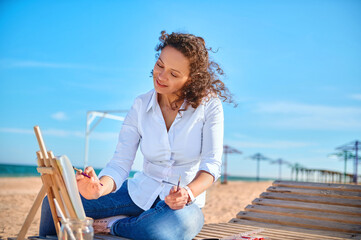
left=0, top=177, right=272, bottom=239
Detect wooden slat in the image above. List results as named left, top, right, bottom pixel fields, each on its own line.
left=253, top=198, right=361, bottom=216
left=197, top=224, right=245, bottom=238
left=37, top=167, right=54, bottom=174
left=195, top=230, right=229, bottom=239
left=198, top=224, right=304, bottom=240
left=267, top=186, right=361, bottom=199
left=41, top=175, right=60, bottom=236
left=273, top=180, right=361, bottom=192
left=217, top=226, right=329, bottom=240
left=242, top=204, right=361, bottom=225
left=236, top=211, right=361, bottom=234
left=196, top=223, right=350, bottom=240
left=94, top=234, right=130, bottom=240
left=34, top=126, right=49, bottom=160
left=229, top=219, right=361, bottom=239
left=36, top=151, right=44, bottom=167
left=260, top=192, right=361, bottom=207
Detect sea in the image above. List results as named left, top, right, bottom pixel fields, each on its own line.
left=0, top=163, right=275, bottom=181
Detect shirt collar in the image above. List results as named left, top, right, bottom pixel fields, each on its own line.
left=146, top=89, right=157, bottom=112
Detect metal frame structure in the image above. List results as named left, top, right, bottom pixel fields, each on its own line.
left=84, top=110, right=127, bottom=168
left=336, top=140, right=360, bottom=184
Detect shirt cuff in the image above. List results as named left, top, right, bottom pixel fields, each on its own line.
left=198, top=162, right=221, bottom=182
left=98, top=167, right=129, bottom=192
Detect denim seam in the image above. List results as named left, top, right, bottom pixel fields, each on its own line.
left=137, top=204, right=165, bottom=222
left=86, top=203, right=136, bottom=214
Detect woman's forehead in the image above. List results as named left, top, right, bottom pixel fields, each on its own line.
left=159, top=46, right=190, bottom=75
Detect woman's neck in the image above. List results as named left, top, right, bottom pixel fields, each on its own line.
left=157, top=93, right=181, bottom=109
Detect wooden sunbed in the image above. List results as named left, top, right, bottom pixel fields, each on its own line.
left=21, top=180, right=361, bottom=240
left=194, top=180, right=361, bottom=240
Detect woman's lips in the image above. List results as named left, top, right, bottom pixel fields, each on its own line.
left=156, top=79, right=167, bottom=87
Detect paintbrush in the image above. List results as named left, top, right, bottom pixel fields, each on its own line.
left=73, top=166, right=103, bottom=186
left=53, top=199, right=76, bottom=240
left=177, top=175, right=181, bottom=191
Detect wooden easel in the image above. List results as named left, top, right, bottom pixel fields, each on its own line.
left=17, top=126, right=78, bottom=240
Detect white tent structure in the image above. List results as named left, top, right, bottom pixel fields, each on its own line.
left=84, top=110, right=127, bottom=168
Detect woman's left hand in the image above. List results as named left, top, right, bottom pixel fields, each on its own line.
left=165, top=186, right=189, bottom=210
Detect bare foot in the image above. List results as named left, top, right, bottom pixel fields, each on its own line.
left=93, top=215, right=128, bottom=234
left=93, top=218, right=111, bottom=234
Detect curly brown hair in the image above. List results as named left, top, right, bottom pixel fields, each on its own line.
left=154, top=30, right=235, bottom=110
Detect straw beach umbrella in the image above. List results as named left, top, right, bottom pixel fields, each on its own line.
left=222, top=145, right=242, bottom=184
left=270, top=158, right=290, bottom=180
left=248, top=153, right=270, bottom=182
left=336, top=140, right=360, bottom=184
left=328, top=151, right=355, bottom=184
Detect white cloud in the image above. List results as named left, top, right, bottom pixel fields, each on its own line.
left=51, top=112, right=69, bottom=121
left=0, top=59, right=115, bottom=71
left=0, top=60, right=86, bottom=69
left=0, top=128, right=33, bottom=134
left=0, top=127, right=118, bottom=141
left=254, top=102, right=361, bottom=130
left=350, top=94, right=361, bottom=101
left=44, top=129, right=83, bottom=138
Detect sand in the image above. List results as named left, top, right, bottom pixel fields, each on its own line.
left=0, top=177, right=272, bottom=239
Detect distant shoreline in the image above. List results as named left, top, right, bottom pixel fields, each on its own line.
left=0, top=163, right=278, bottom=181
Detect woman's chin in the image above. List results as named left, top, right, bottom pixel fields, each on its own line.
left=154, top=85, right=169, bottom=94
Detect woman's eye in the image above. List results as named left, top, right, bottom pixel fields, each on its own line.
left=157, top=63, right=164, bottom=68
left=171, top=73, right=178, bottom=78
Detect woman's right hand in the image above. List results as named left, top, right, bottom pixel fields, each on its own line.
left=76, top=166, right=103, bottom=200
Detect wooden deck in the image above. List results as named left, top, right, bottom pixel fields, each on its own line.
left=195, top=180, right=361, bottom=239
left=21, top=181, right=361, bottom=240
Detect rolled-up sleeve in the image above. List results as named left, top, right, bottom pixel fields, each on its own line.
left=199, top=98, right=224, bottom=182
left=98, top=98, right=141, bottom=192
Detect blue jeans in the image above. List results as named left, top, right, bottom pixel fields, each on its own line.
left=39, top=180, right=204, bottom=240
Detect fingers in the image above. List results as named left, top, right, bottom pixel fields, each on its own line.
left=167, top=188, right=187, bottom=199
left=85, top=166, right=97, bottom=178
left=84, top=166, right=101, bottom=183
left=169, top=186, right=177, bottom=194
left=165, top=200, right=187, bottom=210
left=76, top=174, right=84, bottom=181
left=172, top=203, right=186, bottom=210
left=165, top=188, right=189, bottom=209
left=76, top=166, right=100, bottom=186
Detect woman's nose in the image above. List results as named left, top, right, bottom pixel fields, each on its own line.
left=158, top=69, right=166, bottom=80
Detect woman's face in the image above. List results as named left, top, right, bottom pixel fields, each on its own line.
left=153, top=46, right=190, bottom=97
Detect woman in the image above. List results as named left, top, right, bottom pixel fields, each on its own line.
left=40, top=31, right=232, bottom=240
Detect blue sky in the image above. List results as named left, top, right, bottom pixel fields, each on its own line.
left=0, top=0, right=360, bottom=179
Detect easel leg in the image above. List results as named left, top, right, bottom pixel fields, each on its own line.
left=45, top=178, right=61, bottom=236
left=17, top=185, right=47, bottom=240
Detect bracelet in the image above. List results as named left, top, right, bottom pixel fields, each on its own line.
left=184, top=185, right=195, bottom=206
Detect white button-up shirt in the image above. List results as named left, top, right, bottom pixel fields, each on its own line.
left=98, top=89, right=223, bottom=210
